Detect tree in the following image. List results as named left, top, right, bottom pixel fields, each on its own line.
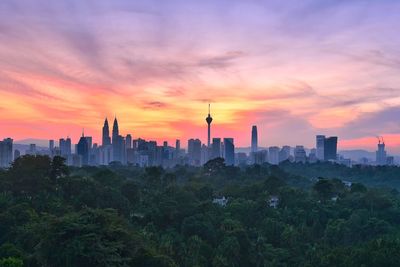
left=0, top=258, right=23, bottom=267
left=34, top=208, right=142, bottom=267
left=313, top=179, right=334, bottom=200
left=203, top=158, right=225, bottom=176
left=7, top=155, right=53, bottom=196
left=264, top=176, right=286, bottom=194
left=50, top=156, right=69, bottom=181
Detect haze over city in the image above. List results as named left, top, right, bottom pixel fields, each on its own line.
left=1, top=0, right=400, bottom=152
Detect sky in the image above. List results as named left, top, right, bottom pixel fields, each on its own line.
left=0, top=0, right=400, bottom=152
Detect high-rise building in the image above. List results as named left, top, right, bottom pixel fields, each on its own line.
left=126, top=134, right=132, bottom=149
left=309, top=148, right=317, bottom=163
left=279, top=146, right=291, bottom=163
left=268, top=146, right=280, bottom=165
left=188, top=139, right=201, bottom=166
left=49, top=140, right=54, bottom=153
left=324, top=137, right=338, bottom=161
left=113, top=135, right=125, bottom=163
left=376, top=139, right=387, bottom=165
left=294, top=146, right=307, bottom=163
left=99, top=145, right=113, bottom=165
left=223, top=138, right=235, bottom=166
left=26, top=144, right=36, bottom=155
left=206, top=104, right=213, bottom=147
left=252, top=150, right=268, bottom=165
left=251, top=125, right=258, bottom=153
left=59, top=137, right=72, bottom=157
left=102, top=118, right=111, bottom=146
left=77, top=133, right=89, bottom=166
left=112, top=117, right=119, bottom=143
left=201, top=144, right=209, bottom=165
left=316, top=135, right=325, bottom=160
left=212, top=138, right=221, bottom=159
left=0, top=138, right=13, bottom=168
left=85, top=136, right=93, bottom=151
left=175, top=139, right=181, bottom=158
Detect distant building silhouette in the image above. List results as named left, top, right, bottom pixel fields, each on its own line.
left=0, top=138, right=13, bottom=168
left=324, top=137, right=338, bottom=161
left=279, top=146, right=290, bottom=162
left=294, top=145, right=306, bottom=163
left=316, top=135, right=337, bottom=161
left=175, top=139, right=181, bottom=158
left=223, top=138, right=235, bottom=165
left=59, top=137, right=72, bottom=160
left=102, top=118, right=111, bottom=146
left=376, top=139, right=387, bottom=165
left=316, top=135, right=325, bottom=160
left=49, top=140, right=54, bottom=155
left=126, top=134, right=132, bottom=149
left=77, top=132, right=89, bottom=166
left=252, top=150, right=268, bottom=165
left=251, top=125, right=258, bottom=153
left=26, top=144, right=36, bottom=155
left=111, top=117, right=125, bottom=163
left=212, top=138, right=221, bottom=159
left=188, top=139, right=201, bottom=166
left=268, top=146, right=280, bottom=165
left=112, top=117, right=119, bottom=143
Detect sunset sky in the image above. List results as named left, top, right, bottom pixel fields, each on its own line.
left=1, top=0, right=400, bottom=152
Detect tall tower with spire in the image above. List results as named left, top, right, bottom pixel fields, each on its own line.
left=206, top=104, right=213, bottom=147
left=102, top=118, right=111, bottom=146
left=112, top=116, right=119, bottom=144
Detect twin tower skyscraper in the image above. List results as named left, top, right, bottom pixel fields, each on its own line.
left=102, top=117, right=118, bottom=146
left=102, top=117, right=127, bottom=163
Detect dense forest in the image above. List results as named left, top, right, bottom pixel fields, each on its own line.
left=1, top=155, right=400, bottom=266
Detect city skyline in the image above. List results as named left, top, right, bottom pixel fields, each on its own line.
left=1, top=1, right=400, bottom=152
left=0, top=112, right=394, bottom=169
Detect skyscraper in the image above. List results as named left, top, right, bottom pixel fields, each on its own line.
left=77, top=132, right=89, bottom=166
left=126, top=134, right=132, bottom=149
left=175, top=139, right=181, bottom=158
left=294, top=146, right=307, bottom=163
left=112, top=117, right=119, bottom=143
left=0, top=138, right=13, bottom=168
left=316, top=135, right=325, bottom=160
left=376, top=138, right=387, bottom=165
left=223, top=138, right=235, bottom=166
left=49, top=140, right=54, bottom=152
left=324, top=137, right=338, bottom=161
left=111, top=117, right=124, bottom=163
left=113, top=135, right=125, bottom=163
left=268, top=146, right=280, bottom=165
left=279, top=146, right=291, bottom=163
left=188, top=139, right=202, bottom=166
left=251, top=125, right=258, bottom=153
left=212, top=138, right=221, bottom=159
left=85, top=136, right=93, bottom=151
left=206, top=104, right=213, bottom=147
left=60, top=137, right=72, bottom=157
left=102, top=118, right=111, bottom=146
